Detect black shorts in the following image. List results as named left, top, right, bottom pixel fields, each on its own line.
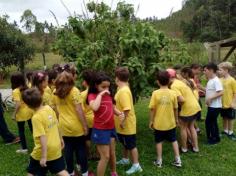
left=179, top=111, right=201, bottom=122
left=221, top=108, right=235, bottom=119
left=27, top=156, right=66, bottom=175
left=117, top=134, right=136, bottom=150
left=154, top=128, right=177, bottom=143
left=85, top=128, right=92, bottom=141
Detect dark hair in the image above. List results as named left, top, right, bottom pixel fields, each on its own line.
left=181, top=67, right=195, bottom=90
left=22, top=88, right=42, bottom=109
left=10, top=72, right=27, bottom=91
left=26, top=71, right=33, bottom=82
left=58, top=64, right=78, bottom=77
left=47, top=69, right=58, bottom=85
left=82, top=69, right=95, bottom=85
left=87, top=71, right=114, bottom=103
left=156, top=71, right=170, bottom=86
left=52, top=64, right=60, bottom=72
left=203, top=62, right=218, bottom=73
left=190, top=64, right=201, bottom=69
left=32, top=71, right=48, bottom=93
left=54, top=71, right=74, bottom=99
left=115, top=67, right=129, bottom=82
left=181, top=67, right=194, bottom=79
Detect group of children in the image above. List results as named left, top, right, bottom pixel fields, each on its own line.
left=7, top=61, right=236, bottom=176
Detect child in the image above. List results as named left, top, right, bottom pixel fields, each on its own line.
left=167, top=68, right=201, bottom=153
left=88, top=72, right=120, bottom=176
left=11, top=72, right=34, bottom=154
left=218, top=62, right=236, bottom=140
left=0, top=92, right=20, bottom=145
left=114, top=67, right=142, bottom=174
left=204, top=63, right=223, bottom=145
left=81, top=70, right=96, bottom=159
left=149, top=71, right=181, bottom=168
left=26, top=71, right=33, bottom=88
left=32, top=71, right=51, bottom=106
left=52, top=71, right=90, bottom=176
left=22, top=88, right=69, bottom=176
left=47, top=69, right=58, bottom=92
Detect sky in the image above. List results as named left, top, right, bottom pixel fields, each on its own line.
left=0, top=0, right=183, bottom=27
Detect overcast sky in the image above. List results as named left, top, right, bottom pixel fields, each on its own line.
left=0, top=0, right=183, bottom=27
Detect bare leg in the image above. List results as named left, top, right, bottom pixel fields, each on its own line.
left=97, top=145, right=110, bottom=176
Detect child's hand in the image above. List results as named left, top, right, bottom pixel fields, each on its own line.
left=118, top=112, right=125, bottom=121
left=205, top=98, right=212, bottom=106
left=149, top=121, right=154, bottom=130
left=61, top=139, right=65, bottom=150
left=99, top=90, right=110, bottom=96
left=83, top=126, right=88, bottom=136
left=40, top=157, right=47, bottom=167
left=120, top=120, right=125, bottom=129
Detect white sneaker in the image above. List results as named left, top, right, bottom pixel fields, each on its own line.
left=153, top=160, right=162, bottom=168
left=16, top=149, right=28, bottom=154
left=125, top=165, right=143, bottom=175
left=116, top=159, right=130, bottom=165
left=172, top=160, right=182, bottom=168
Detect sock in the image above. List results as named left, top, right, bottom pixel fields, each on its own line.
left=175, top=156, right=181, bottom=162
left=181, top=148, right=188, bottom=152
left=157, top=158, right=162, bottom=163
left=228, top=131, right=233, bottom=135
left=133, top=163, right=140, bottom=167
left=224, top=129, right=229, bottom=134
left=193, top=147, right=199, bottom=152
left=82, top=171, right=88, bottom=176
left=123, top=158, right=129, bottom=162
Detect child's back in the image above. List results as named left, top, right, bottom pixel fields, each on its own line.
left=149, top=88, right=177, bottom=131
left=31, top=105, right=61, bottom=161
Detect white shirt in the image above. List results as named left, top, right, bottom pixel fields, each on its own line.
left=206, top=76, right=223, bottom=108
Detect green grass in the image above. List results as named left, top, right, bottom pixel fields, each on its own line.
left=1, top=100, right=236, bottom=175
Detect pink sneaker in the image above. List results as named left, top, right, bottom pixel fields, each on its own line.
left=88, top=171, right=95, bottom=176
left=111, top=172, right=118, bottom=176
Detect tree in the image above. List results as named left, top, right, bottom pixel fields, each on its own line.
left=20, top=9, right=37, bottom=33
left=0, top=16, right=35, bottom=73
left=53, top=1, right=191, bottom=102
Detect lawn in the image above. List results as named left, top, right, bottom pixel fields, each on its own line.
left=0, top=99, right=236, bottom=175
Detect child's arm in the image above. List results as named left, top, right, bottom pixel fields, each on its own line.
left=89, top=90, right=110, bottom=111
left=75, top=104, right=88, bottom=135
left=231, top=93, right=236, bottom=109
left=12, top=101, right=21, bottom=120
left=174, top=108, right=179, bottom=126
left=39, top=135, right=47, bottom=167
left=149, top=109, right=155, bottom=130
left=206, top=90, right=223, bottom=106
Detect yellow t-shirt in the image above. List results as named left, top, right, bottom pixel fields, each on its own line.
left=31, top=105, right=62, bottom=161
left=52, top=87, right=84, bottom=137
left=81, top=89, right=94, bottom=128
left=220, top=76, right=236, bottom=108
left=114, top=86, right=136, bottom=135
left=149, top=89, right=178, bottom=131
left=12, top=88, right=34, bottom=122
left=43, top=87, right=52, bottom=106
left=171, top=79, right=201, bottom=117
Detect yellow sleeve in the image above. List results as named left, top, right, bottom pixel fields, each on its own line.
left=149, top=92, right=156, bottom=109
left=171, top=86, right=182, bottom=97
left=12, top=89, right=21, bottom=102
left=32, top=115, right=46, bottom=138
left=173, top=93, right=178, bottom=109
left=71, top=88, right=82, bottom=104
left=232, top=79, right=236, bottom=94
left=118, top=91, right=132, bottom=111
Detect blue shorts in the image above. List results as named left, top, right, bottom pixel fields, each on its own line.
left=91, top=128, right=117, bottom=145
left=117, top=134, right=136, bottom=150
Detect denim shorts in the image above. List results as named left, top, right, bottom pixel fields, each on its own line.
left=91, top=128, right=117, bottom=145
